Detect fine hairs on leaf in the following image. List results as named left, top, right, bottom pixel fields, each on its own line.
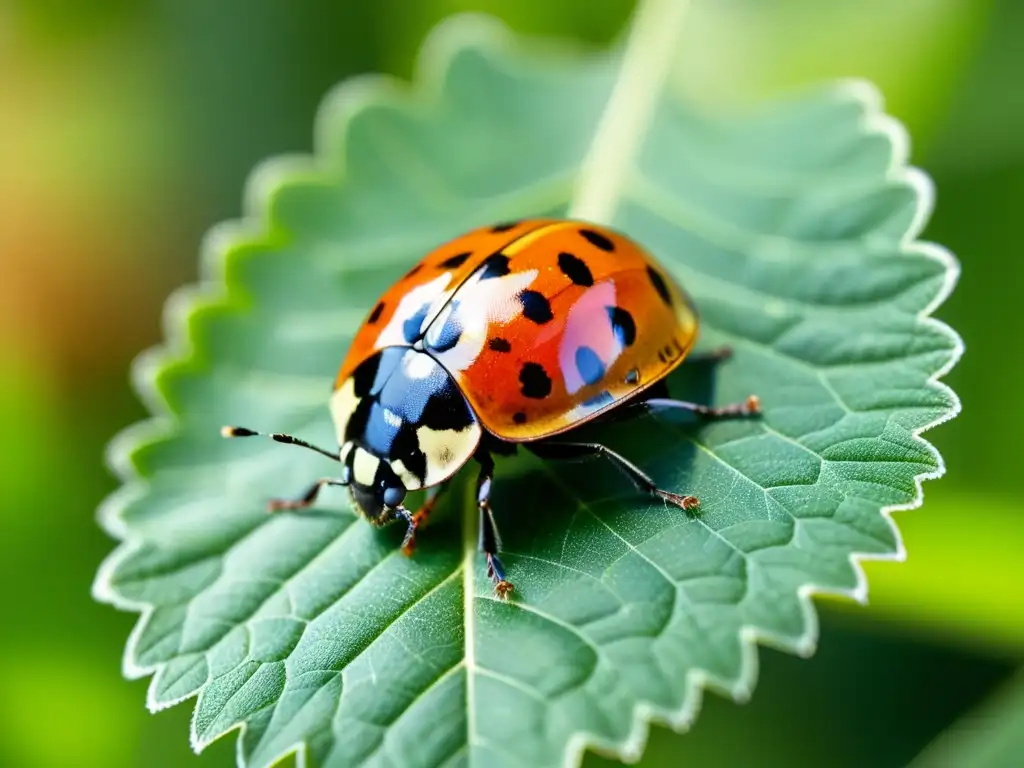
left=92, top=4, right=961, bottom=768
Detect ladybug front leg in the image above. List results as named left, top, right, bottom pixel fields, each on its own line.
left=219, top=425, right=350, bottom=513
left=475, top=451, right=513, bottom=599
left=401, top=482, right=449, bottom=556
left=266, top=478, right=348, bottom=513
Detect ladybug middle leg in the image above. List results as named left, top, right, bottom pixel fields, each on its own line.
left=474, top=451, right=514, bottom=599
left=527, top=440, right=701, bottom=512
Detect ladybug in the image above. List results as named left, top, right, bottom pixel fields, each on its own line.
left=223, top=219, right=760, bottom=598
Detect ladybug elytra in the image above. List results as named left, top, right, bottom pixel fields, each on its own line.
left=223, top=219, right=761, bottom=597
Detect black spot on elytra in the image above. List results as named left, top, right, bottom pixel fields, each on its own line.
left=479, top=253, right=511, bottom=280
left=513, top=411, right=527, bottom=424
left=488, top=337, right=511, bottom=353
left=575, top=346, right=606, bottom=386
left=579, top=228, right=614, bottom=252
left=606, top=306, right=636, bottom=347
left=367, top=301, right=385, bottom=324
left=558, top=252, right=593, bottom=286
left=491, top=221, right=519, bottom=232
left=405, top=263, right=423, bottom=278
left=647, top=265, right=672, bottom=306
left=440, top=251, right=471, bottom=269
left=351, top=352, right=382, bottom=398
left=519, top=290, right=553, bottom=324
left=402, top=303, right=430, bottom=343
left=519, top=363, right=552, bottom=399
left=657, top=343, right=679, bottom=365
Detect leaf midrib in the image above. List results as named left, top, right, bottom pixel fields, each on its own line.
left=456, top=0, right=690, bottom=756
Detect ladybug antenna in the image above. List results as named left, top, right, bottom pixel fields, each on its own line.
left=220, top=426, right=340, bottom=462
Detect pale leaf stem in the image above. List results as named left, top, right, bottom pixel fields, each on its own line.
left=568, top=0, right=689, bottom=224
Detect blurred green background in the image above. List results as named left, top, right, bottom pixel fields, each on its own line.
left=1, top=0, right=1021, bottom=766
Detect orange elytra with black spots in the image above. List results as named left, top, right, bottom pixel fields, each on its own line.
left=222, top=219, right=761, bottom=598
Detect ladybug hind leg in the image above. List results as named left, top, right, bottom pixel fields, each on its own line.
left=528, top=440, right=701, bottom=512
left=474, top=451, right=513, bottom=599
left=639, top=345, right=761, bottom=419
left=639, top=394, right=762, bottom=420
left=682, top=346, right=734, bottom=366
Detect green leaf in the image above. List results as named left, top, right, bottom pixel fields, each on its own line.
left=93, top=6, right=961, bottom=767
left=909, top=670, right=1024, bottom=768
left=825, top=488, right=1024, bottom=658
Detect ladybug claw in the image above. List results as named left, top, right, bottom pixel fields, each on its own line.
left=494, top=580, right=515, bottom=600
left=656, top=490, right=701, bottom=513
left=399, top=513, right=419, bottom=556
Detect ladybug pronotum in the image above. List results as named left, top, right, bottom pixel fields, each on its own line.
left=224, top=219, right=761, bottom=598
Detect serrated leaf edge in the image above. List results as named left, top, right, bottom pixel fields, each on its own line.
left=89, top=12, right=964, bottom=768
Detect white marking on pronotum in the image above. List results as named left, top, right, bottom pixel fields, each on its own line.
left=339, top=442, right=354, bottom=465
left=382, top=407, right=403, bottom=429
left=401, top=349, right=438, bottom=380
left=389, top=458, right=421, bottom=490
left=351, top=448, right=379, bottom=486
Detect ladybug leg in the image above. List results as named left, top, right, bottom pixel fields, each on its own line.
left=387, top=505, right=417, bottom=552
left=475, top=452, right=513, bottom=599
left=528, top=441, right=701, bottom=512
left=400, top=483, right=448, bottom=556
left=642, top=395, right=761, bottom=420
left=683, top=346, right=734, bottom=365
left=266, top=478, right=348, bottom=513
left=645, top=347, right=760, bottom=419
left=220, top=425, right=349, bottom=513
left=413, top=483, right=446, bottom=528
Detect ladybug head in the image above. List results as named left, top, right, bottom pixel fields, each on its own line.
left=344, top=444, right=408, bottom=523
